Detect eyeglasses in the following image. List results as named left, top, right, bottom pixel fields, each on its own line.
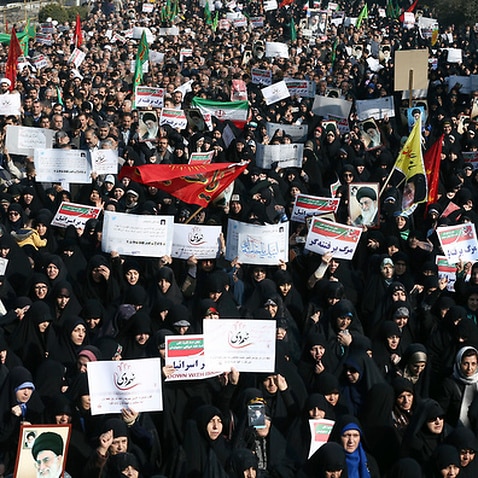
left=427, top=416, right=444, bottom=423
left=8, top=211, right=19, bottom=217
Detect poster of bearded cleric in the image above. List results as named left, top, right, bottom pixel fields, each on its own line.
left=349, top=183, right=380, bottom=228
left=15, top=424, right=71, bottom=478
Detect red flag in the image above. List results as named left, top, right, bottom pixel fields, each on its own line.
left=279, top=0, right=294, bottom=7
left=74, top=14, right=83, bottom=47
left=119, top=162, right=249, bottom=208
left=5, top=27, right=22, bottom=91
left=424, top=134, right=443, bottom=206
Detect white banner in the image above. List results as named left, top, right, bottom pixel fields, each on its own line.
left=291, top=194, right=340, bottom=223
left=171, top=223, right=221, bottom=259
left=5, top=125, right=55, bottom=156
left=102, top=211, right=174, bottom=257
left=251, top=68, right=272, bottom=86
left=135, top=87, right=164, bottom=108
left=165, top=335, right=222, bottom=381
left=255, top=143, right=303, bottom=169
left=90, top=149, right=118, bottom=175
left=305, top=217, right=362, bottom=260
left=436, top=223, right=478, bottom=263
left=51, top=202, right=102, bottom=229
left=189, top=151, right=215, bottom=164
left=311, top=95, right=352, bottom=119
left=203, top=319, right=276, bottom=372
left=355, top=96, right=395, bottom=121
left=265, top=41, right=289, bottom=58
left=266, top=122, right=308, bottom=142
left=68, top=48, right=86, bottom=68
left=0, top=93, right=21, bottom=116
left=261, top=81, right=290, bottom=105
left=87, top=358, right=163, bottom=415
left=34, top=149, right=91, bottom=183
left=160, top=108, right=188, bottom=130
left=284, top=78, right=316, bottom=98
left=226, top=219, right=289, bottom=264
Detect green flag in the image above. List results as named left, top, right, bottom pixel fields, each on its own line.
left=212, top=11, right=219, bottom=32
left=204, top=1, right=212, bottom=25
left=355, top=3, right=368, bottom=28
left=133, top=31, right=149, bottom=90
left=290, top=17, right=297, bottom=42
left=56, top=86, right=63, bottom=106
left=331, top=37, right=338, bottom=66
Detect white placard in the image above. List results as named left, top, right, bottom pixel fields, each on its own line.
left=51, top=202, right=102, bottom=229
left=171, top=223, right=221, bottom=259
left=305, top=217, right=362, bottom=260
left=266, top=122, right=308, bottom=142
left=291, top=194, right=340, bottom=223
left=355, top=96, right=395, bottom=121
left=265, top=41, right=289, bottom=58
left=261, top=81, right=290, bottom=106
left=0, top=93, right=21, bottom=116
left=203, top=319, right=276, bottom=372
left=68, top=48, right=86, bottom=68
left=34, top=148, right=91, bottom=184
left=158, top=27, right=179, bottom=36
left=87, top=358, right=163, bottom=415
left=311, top=95, right=352, bottom=119
left=160, top=108, right=188, bottom=129
left=251, top=68, right=273, bottom=86
left=264, top=0, right=278, bottom=11
left=165, top=335, right=222, bottom=381
left=226, top=219, right=289, bottom=264
left=436, top=223, right=478, bottom=263
left=0, top=257, right=8, bottom=276
left=101, top=210, right=174, bottom=257
left=308, top=419, right=335, bottom=458
left=135, top=86, right=165, bottom=108
left=90, top=149, right=118, bottom=175
left=5, top=125, right=55, bottom=156
left=149, top=50, right=165, bottom=64
left=284, top=78, right=316, bottom=98
left=255, top=143, right=303, bottom=169
left=445, top=48, right=463, bottom=64
left=132, top=26, right=155, bottom=43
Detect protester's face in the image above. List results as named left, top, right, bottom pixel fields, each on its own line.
left=396, top=391, right=413, bottom=411
left=336, top=315, right=352, bottom=331
left=439, top=465, right=459, bottom=478
left=135, top=333, right=149, bottom=345
left=345, top=368, right=360, bottom=384
left=109, top=436, right=128, bottom=455
left=460, top=449, right=476, bottom=467
left=16, top=387, right=33, bottom=403
left=0, top=349, right=6, bottom=364
left=381, top=264, right=394, bottom=279
left=35, top=450, right=62, bottom=478
left=121, top=465, right=139, bottom=478
left=243, top=467, right=257, bottom=478
left=85, top=317, right=101, bottom=329
left=387, top=335, right=400, bottom=350
left=80, top=394, right=90, bottom=410
left=253, top=268, right=266, bottom=282
left=461, top=354, right=478, bottom=377
left=329, top=260, right=339, bottom=274
left=265, top=303, right=278, bottom=317
left=391, top=289, right=406, bottom=301
left=209, top=291, right=222, bottom=302
left=55, top=413, right=71, bottom=425
left=278, top=282, right=291, bottom=297
left=125, top=269, right=139, bottom=286
left=310, top=345, right=325, bottom=361
left=468, top=294, right=478, bottom=311
left=263, top=375, right=278, bottom=394
left=38, top=321, right=50, bottom=333
left=158, top=278, right=171, bottom=294
left=77, top=355, right=90, bottom=373
left=341, top=429, right=360, bottom=453
left=56, top=293, right=70, bottom=311
left=324, top=471, right=343, bottom=478
left=70, top=325, right=86, bottom=345
left=206, top=415, right=223, bottom=440
left=325, top=392, right=339, bottom=406
left=308, top=406, right=326, bottom=419
left=46, top=263, right=60, bottom=280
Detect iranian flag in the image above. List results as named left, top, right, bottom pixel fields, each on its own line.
left=190, top=97, right=249, bottom=129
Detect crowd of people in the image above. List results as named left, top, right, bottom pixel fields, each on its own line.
left=1, top=0, right=478, bottom=476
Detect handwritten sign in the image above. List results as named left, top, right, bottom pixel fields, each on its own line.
left=34, top=149, right=91, bottom=184
left=226, top=219, right=289, bottom=264
left=261, top=80, right=290, bottom=106
left=135, top=87, right=165, bottom=108
left=255, top=143, right=303, bottom=169
left=87, top=358, right=163, bottom=415
left=51, top=202, right=102, bottom=229
left=265, top=41, right=289, bottom=58
left=437, top=223, right=478, bottom=263
left=165, top=335, right=222, bottom=381
left=0, top=93, right=21, bottom=116
left=203, top=319, right=276, bottom=372
left=305, top=218, right=362, bottom=260
left=291, top=194, right=340, bottom=223
left=90, top=149, right=118, bottom=175
left=171, top=223, right=221, bottom=259
left=5, top=125, right=55, bottom=156
left=102, top=211, right=173, bottom=257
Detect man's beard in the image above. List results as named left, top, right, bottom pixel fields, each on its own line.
left=361, top=206, right=377, bottom=225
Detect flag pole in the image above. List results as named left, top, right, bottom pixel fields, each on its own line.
left=408, top=69, right=413, bottom=108
left=185, top=206, right=204, bottom=224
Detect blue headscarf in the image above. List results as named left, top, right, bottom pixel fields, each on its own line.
left=341, top=422, right=371, bottom=478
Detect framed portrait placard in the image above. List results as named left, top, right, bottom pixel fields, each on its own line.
left=15, top=424, right=71, bottom=478
left=348, top=182, right=380, bottom=229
